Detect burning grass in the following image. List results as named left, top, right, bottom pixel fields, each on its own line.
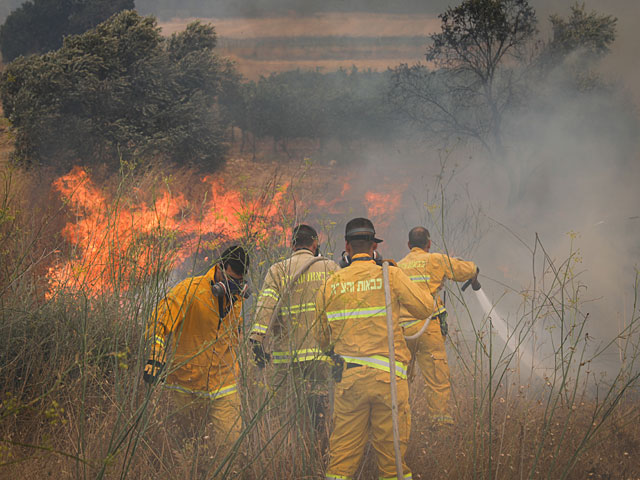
left=0, top=159, right=639, bottom=479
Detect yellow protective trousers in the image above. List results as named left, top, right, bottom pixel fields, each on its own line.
left=326, top=368, right=412, bottom=480
left=406, top=320, right=453, bottom=424
left=169, top=389, right=242, bottom=450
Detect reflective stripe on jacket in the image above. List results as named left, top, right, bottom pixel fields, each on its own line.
left=250, top=249, right=340, bottom=360
left=146, top=265, right=244, bottom=394
left=316, top=253, right=434, bottom=367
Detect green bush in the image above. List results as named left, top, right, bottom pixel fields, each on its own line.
left=0, top=11, right=236, bottom=171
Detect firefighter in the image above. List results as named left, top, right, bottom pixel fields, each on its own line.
left=249, top=224, right=340, bottom=435
left=398, top=226, right=479, bottom=426
left=143, top=245, right=250, bottom=451
left=316, top=218, right=434, bottom=480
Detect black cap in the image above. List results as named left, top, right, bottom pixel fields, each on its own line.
left=345, top=217, right=383, bottom=243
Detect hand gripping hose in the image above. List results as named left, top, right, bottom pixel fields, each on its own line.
left=382, top=261, right=405, bottom=480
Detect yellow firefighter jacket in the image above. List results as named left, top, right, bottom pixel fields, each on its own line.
left=315, top=253, right=435, bottom=377
left=398, top=247, right=477, bottom=335
left=250, top=249, right=340, bottom=363
left=147, top=265, right=244, bottom=400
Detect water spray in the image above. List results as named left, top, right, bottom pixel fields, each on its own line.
left=462, top=275, right=540, bottom=376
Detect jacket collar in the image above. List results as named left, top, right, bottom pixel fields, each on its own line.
left=292, top=248, right=314, bottom=257
left=205, top=264, right=219, bottom=282
left=352, top=253, right=375, bottom=262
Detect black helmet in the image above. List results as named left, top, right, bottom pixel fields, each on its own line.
left=344, top=217, right=383, bottom=243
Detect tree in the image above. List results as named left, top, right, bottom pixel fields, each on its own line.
left=548, top=3, right=616, bottom=60
left=0, top=0, right=134, bottom=63
left=391, top=0, right=537, bottom=155
left=0, top=11, right=236, bottom=171
left=543, top=3, right=617, bottom=90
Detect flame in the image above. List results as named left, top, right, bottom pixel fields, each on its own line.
left=47, top=164, right=411, bottom=297
left=47, top=167, right=291, bottom=297
left=316, top=178, right=353, bottom=214
left=365, top=189, right=403, bottom=230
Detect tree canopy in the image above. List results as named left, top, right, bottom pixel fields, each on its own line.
left=0, top=0, right=134, bottom=63
left=0, top=11, right=234, bottom=171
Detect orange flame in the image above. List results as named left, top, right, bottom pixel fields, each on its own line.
left=365, top=189, right=403, bottom=230
left=47, top=167, right=291, bottom=296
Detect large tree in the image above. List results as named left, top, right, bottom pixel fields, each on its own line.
left=0, top=11, right=235, bottom=171
left=0, top=0, right=134, bottom=63
left=391, top=0, right=537, bottom=155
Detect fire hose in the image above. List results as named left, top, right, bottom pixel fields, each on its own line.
left=382, top=261, right=405, bottom=480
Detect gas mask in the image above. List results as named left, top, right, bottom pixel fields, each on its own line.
left=211, top=274, right=250, bottom=299
left=339, top=250, right=383, bottom=268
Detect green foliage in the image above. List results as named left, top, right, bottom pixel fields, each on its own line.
left=0, top=11, right=234, bottom=171
left=544, top=3, right=617, bottom=91
left=0, top=0, right=134, bottom=63
left=548, top=3, right=617, bottom=60
left=231, top=68, right=401, bottom=151
left=428, top=0, right=537, bottom=71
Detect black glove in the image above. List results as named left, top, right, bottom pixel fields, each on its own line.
left=250, top=339, right=270, bottom=368
left=438, top=312, right=449, bottom=337
left=143, top=359, right=165, bottom=384
left=471, top=267, right=481, bottom=291
left=328, top=351, right=345, bottom=383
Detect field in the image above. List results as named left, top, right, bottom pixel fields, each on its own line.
left=158, top=13, right=438, bottom=79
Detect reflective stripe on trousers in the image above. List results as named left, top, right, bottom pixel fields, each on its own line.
left=340, top=355, right=407, bottom=379
left=271, top=348, right=330, bottom=363
left=165, top=382, right=237, bottom=400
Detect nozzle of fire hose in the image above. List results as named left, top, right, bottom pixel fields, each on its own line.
left=462, top=267, right=481, bottom=292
